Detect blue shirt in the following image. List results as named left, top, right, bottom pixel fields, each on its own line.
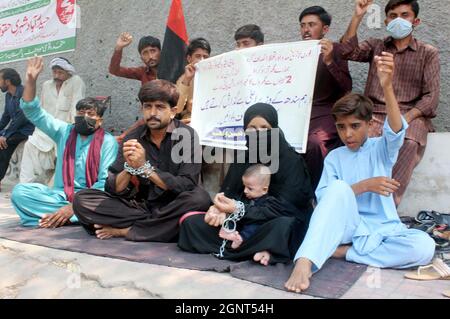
left=20, top=97, right=119, bottom=192
left=0, top=85, right=35, bottom=138
left=317, top=117, right=409, bottom=254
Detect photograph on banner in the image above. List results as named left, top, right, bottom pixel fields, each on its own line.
left=0, top=0, right=77, bottom=64
left=191, top=40, right=321, bottom=153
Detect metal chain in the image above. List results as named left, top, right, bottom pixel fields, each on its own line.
left=124, top=161, right=152, bottom=176
left=214, top=201, right=246, bottom=259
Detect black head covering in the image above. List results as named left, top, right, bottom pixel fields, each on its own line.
left=243, top=103, right=278, bottom=129
left=221, top=103, right=314, bottom=218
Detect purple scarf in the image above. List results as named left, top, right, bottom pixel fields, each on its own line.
left=63, top=127, right=105, bottom=202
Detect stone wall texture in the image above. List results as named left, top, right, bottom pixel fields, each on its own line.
left=1, top=0, right=449, bottom=134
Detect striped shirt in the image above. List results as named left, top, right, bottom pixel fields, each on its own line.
left=340, top=35, right=440, bottom=145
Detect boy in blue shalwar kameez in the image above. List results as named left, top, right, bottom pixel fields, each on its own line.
left=285, top=51, right=435, bottom=293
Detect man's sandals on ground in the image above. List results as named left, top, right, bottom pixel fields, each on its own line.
left=402, top=211, right=450, bottom=252
left=404, top=258, right=450, bottom=281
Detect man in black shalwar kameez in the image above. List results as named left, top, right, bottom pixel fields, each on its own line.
left=73, top=80, right=212, bottom=242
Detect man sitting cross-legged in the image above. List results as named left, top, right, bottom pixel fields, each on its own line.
left=12, top=57, right=118, bottom=228
left=72, top=80, right=211, bottom=242
left=285, top=52, right=435, bottom=293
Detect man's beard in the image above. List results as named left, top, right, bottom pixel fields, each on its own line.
left=0, top=86, right=7, bottom=93
left=146, top=116, right=169, bottom=130
left=146, top=60, right=158, bottom=68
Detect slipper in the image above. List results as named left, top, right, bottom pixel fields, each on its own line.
left=400, top=216, right=416, bottom=228
left=404, top=258, right=450, bottom=281
left=411, top=222, right=437, bottom=234
left=433, top=230, right=450, bottom=240
left=443, top=290, right=450, bottom=298
left=416, top=211, right=436, bottom=223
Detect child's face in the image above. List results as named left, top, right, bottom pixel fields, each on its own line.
left=243, top=175, right=268, bottom=200
left=335, top=114, right=372, bottom=151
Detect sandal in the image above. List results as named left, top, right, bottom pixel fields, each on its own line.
left=404, top=258, right=450, bottom=281
left=411, top=222, right=437, bottom=234
left=416, top=211, right=450, bottom=226
left=400, top=216, right=416, bottom=228
left=433, top=230, right=450, bottom=240
left=443, top=290, right=450, bottom=298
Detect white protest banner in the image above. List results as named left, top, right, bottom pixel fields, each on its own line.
left=0, top=0, right=77, bottom=64
left=191, top=40, right=320, bottom=153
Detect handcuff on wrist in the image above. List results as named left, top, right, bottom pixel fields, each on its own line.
left=124, top=161, right=156, bottom=179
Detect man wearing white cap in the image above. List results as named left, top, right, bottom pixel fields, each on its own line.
left=20, top=57, right=86, bottom=184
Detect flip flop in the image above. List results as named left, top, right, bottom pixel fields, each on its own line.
left=433, top=230, right=450, bottom=240
left=412, top=222, right=437, bottom=234
left=443, top=290, right=450, bottom=298
left=404, top=258, right=450, bottom=281
left=416, top=211, right=437, bottom=223
left=416, top=211, right=450, bottom=226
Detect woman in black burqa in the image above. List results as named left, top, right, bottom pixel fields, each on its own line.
left=178, top=103, right=314, bottom=264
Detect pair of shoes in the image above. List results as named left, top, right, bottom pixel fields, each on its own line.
left=433, top=230, right=450, bottom=241
left=443, top=290, right=450, bottom=298
left=411, top=222, right=437, bottom=234
left=404, top=258, right=450, bottom=281
left=416, top=211, right=450, bottom=227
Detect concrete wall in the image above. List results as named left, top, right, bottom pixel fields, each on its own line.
left=1, top=0, right=449, bottom=134
left=398, top=133, right=450, bottom=216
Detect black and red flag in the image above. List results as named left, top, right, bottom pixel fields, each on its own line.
left=157, top=0, right=189, bottom=84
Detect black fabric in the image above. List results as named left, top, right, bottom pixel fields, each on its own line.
left=179, top=214, right=306, bottom=264
left=222, top=121, right=314, bottom=215
left=157, top=27, right=187, bottom=84
left=72, top=119, right=212, bottom=242
left=0, top=85, right=34, bottom=138
left=73, top=187, right=212, bottom=242
left=178, top=103, right=314, bottom=263
left=0, top=133, right=28, bottom=180
left=243, top=103, right=279, bottom=129
left=106, top=120, right=202, bottom=203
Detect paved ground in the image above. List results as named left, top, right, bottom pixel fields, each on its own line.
left=0, top=185, right=449, bottom=299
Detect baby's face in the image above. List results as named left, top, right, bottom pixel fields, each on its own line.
left=243, top=175, right=268, bottom=200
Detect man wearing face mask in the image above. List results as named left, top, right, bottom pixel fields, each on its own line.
left=11, top=57, right=118, bottom=229
left=340, top=0, right=440, bottom=206
left=20, top=57, right=86, bottom=184
left=0, top=68, right=35, bottom=192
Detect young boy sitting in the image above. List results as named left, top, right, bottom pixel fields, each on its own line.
left=285, top=52, right=435, bottom=293
left=219, top=164, right=271, bottom=249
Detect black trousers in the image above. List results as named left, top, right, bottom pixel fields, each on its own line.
left=178, top=214, right=307, bottom=264
left=73, top=187, right=212, bottom=242
left=0, top=134, right=27, bottom=181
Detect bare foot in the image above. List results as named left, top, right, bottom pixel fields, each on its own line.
left=285, top=258, right=313, bottom=293
left=332, top=245, right=351, bottom=259
left=94, top=224, right=130, bottom=240
left=219, top=228, right=243, bottom=249
left=253, top=251, right=271, bottom=266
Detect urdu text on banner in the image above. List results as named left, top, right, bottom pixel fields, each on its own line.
left=191, top=40, right=321, bottom=153
left=0, top=0, right=77, bottom=64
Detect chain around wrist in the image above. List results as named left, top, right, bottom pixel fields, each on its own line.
left=124, top=161, right=153, bottom=177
